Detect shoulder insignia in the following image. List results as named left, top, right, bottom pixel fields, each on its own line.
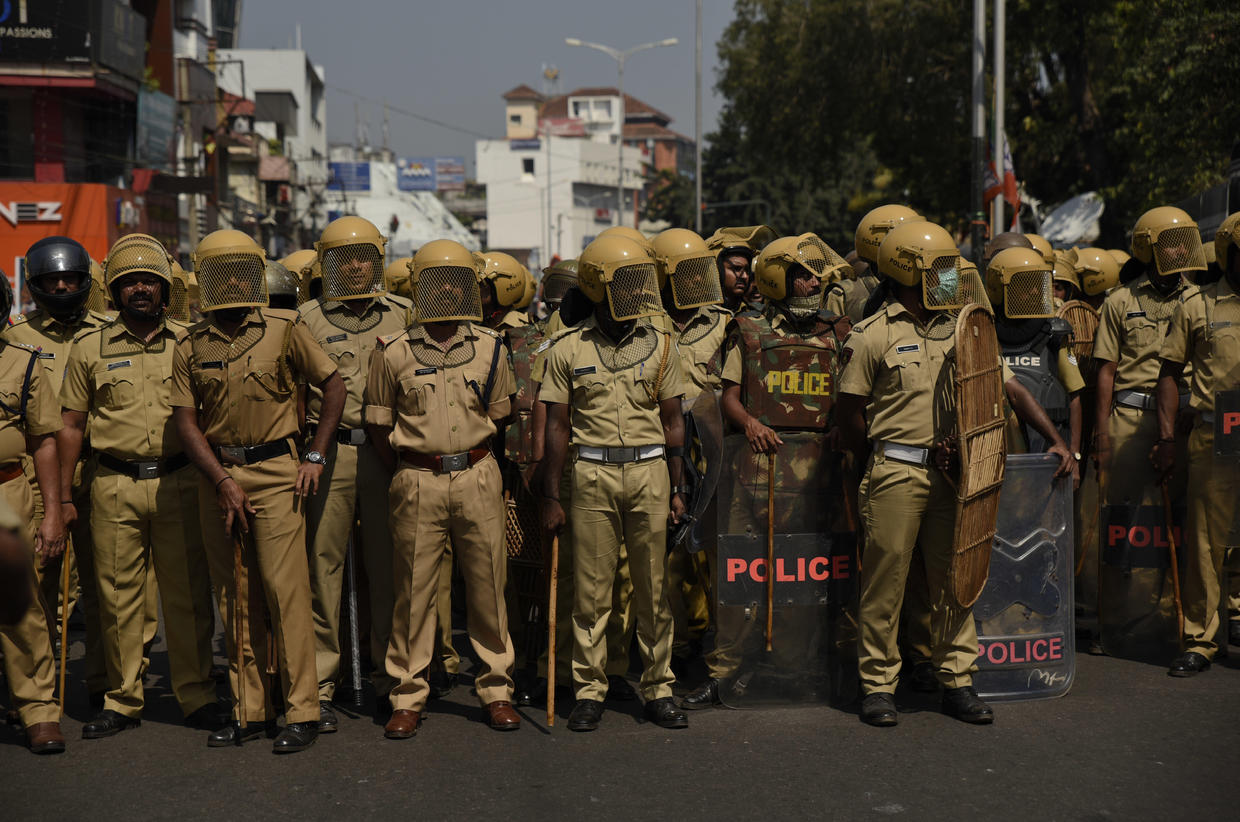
left=839, top=346, right=854, bottom=369
left=375, top=329, right=407, bottom=349
left=7, top=341, right=38, bottom=353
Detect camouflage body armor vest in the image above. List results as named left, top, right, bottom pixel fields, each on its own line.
left=733, top=312, right=840, bottom=431
left=504, top=322, right=543, bottom=464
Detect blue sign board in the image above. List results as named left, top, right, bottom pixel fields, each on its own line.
left=327, top=162, right=371, bottom=192
left=397, top=157, right=437, bottom=191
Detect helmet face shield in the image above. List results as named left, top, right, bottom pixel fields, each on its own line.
left=605, top=262, right=663, bottom=321
left=321, top=242, right=386, bottom=300
left=1149, top=225, right=1206, bottom=277
left=667, top=255, right=722, bottom=310
left=197, top=251, right=268, bottom=311
left=414, top=264, right=482, bottom=322
left=1003, top=267, right=1055, bottom=318
left=922, top=253, right=965, bottom=311
left=794, top=234, right=849, bottom=285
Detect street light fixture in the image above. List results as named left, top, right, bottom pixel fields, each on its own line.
left=566, top=36, right=679, bottom=227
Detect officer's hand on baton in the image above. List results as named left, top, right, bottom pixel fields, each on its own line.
left=541, top=496, right=566, bottom=534
left=35, top=518, right=67, bottom=565
left=743, top=416, right=783, bottom=454
left=1149, top=439, right=1176, bottom=479
left=60, top=500, right=79, bottom=532
left=669, top=491, right=687, bottom=525
left=217, top=476, right=257, bottom=537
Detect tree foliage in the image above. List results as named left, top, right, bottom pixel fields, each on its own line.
left=704, top=0, right=1240, bottom=247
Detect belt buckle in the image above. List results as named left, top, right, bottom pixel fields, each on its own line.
left=219, top=446, right=246, bottom=466
left=136, top=462, right=160, bottom=480
left=440, top=452, right=469, bottom=472
left=612, top=447, right=636, bottom=463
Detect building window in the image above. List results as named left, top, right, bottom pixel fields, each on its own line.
left=594, top=100, right=612, bottom=120
left=522, top=157, right=535, bottom=175
left=572, top=100, right=586, bottom=117
left=509, top=113, right=521, bottom=124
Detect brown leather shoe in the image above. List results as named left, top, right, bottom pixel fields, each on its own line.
left=383, top=709, right=421, bottom=739
left=487, top=700, right=521, bottom=731
left=27, top=721, right=66, bottom=754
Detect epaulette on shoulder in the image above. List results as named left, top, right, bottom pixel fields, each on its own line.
left=86, top=309, right=114, bottom=325
left=375, top=328, right=410, bottom=349
left=475, top=323, right=502, bottom=340
left=297, top=300, right=322, bottom=320
left=385, top=293, right=414, bottom=309
left=6, top=340, right=38, bottom=353
left=849, top=311, right=884, bottom=334
left=6, top=314, right=29, bottom=328
left=72, top=324, right=107, bottom=345
left=264, top=307, right=300, bottom=323
left=186, top=318, right=213, bottom=336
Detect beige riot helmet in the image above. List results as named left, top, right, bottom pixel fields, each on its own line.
left=265, top=259, right=300, bottom=310
left=1215, top=211, right=1240, bottom=274
left=1075, top=247, right=1120, bottom=297
left=958, top=259, right=992, bottom=311
left=316, top=216, right=387, bottom=300
left=1052, top=257, right=1082, bottom=293
left=102, top=233, right=175, bottom=312
left=540, top=258, right=578, bottom=311
left=577, top=235, right=663, bottom=322
left=1025, top=233, right=1055, bottom=266
left=855, top=204, right=922, bottom=266
left=877, top=221, right=964, bottom=310
left=986, top=247, right=1055, bottom=319
left=597, top=225, right=654, bottom=256
left=704, top=224, right=778, bottom=259
left=652, top=228, right=723, bottom=310
left=281, top=248, right=318, bottom=302
left=479, top=251, right=528, bottom=317
left=1107, top=249, right=1130, bottom=269
left=192, top=229, right=267, bottom=311
left=409, top=239, right=483, bottom=322
left=169, top=260, right=190, bottom=322
left=1203, top=240, right=1216, bottom=267
left=85, top=258, right=111, bottom=314
left=752, top=235, right=829, bottom=319
left=516, top=265, right=537, bottom=310
left=1131, top=206, right=1206, bottom=277
left=384, top=256, right=413, bottom=298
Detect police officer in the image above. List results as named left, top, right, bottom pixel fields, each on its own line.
left=836, top=221, right=1072, bottom=727
left=0, top=272, right=67, bottom=753
left=1076, top=248, right=1122, bottom=312
left=364, top=239, right=520, bottom=738
left=1154, top=210, right=1239, bottom=676
left=58, top=234, right=224, bottom=738
left=171, top=229, right=346, bottom=753
left=540, top=234, right=689, bottom=732
left=683, top=232, right=848, bottom=709
left=537, top=259, right=578, bottom=327
left=299, top=216, right=410, bottom=729
left=265, top=259, right=300, bottom=310
left=6, top=236, right=111, bottom=706
left=384, top=256, right=414, bottom=300
left=705, top=226, right=777, bottom=314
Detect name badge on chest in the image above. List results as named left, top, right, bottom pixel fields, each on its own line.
left=414, top=367, right=436, bottom=376
left=326, top=333, right=347, bottom=344
left=573, top=365, right=597, bottom=376
left=200, top=360, right=225, bottom=370
left=896, top=344, right=920, bottom=354
left=106, top=359, right=132, bottom=371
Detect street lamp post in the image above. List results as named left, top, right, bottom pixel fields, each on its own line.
left=566, top=36, right=678, bottom=228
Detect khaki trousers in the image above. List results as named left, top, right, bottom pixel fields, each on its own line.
left=858, top=453, right=978, bottom=694
left=0, top=477, right=59, bottom=725
left=1106, top=406, right=1187, bottom=507
left=91, top=464, right=217, bottom=718
left=433, top=539, right=461, bottom=676
left=570, top=458, right=673, bottom=702
left=1181, top=425, right=1237, bottom=659
left=386, top=455, right=514, bottom=712
left=305, top=440, right=396, bottom=700
left=198, top=453, right=319, bottom=724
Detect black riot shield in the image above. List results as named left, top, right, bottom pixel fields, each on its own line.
left=973, top=454, right=1075, bottom=701
left=713, top=432, right=858, bottom=707
left=671, top=388, right=724, bottom=552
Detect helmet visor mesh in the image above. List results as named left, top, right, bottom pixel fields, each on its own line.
left=1153, top=227, right=1206, bottom=276
left=669, top=256, right=722, bottom=309
left=958, top=266, right=992, bottom=311
left=415, top=265, right=482, bottom=322
left=198, top=253, right=267, bottom=311
left=1004, top=269, right=1054, bottom=318
left=168, top=278, right=189, bottom=321
left=605, top=263, right=663, bottom=321
left=922, top=254, right=965, bottom=310
left=322, top=243, right=386, bottom=300
left=106, top=240, right=171, bottom=285
left=796, top=236, right=848, bottom=283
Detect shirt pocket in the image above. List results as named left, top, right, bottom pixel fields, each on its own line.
left=398, top=373, right=436, bottom=416
left=572, top=367, right=612, bottom=408
left=325, top=339, right=361, bottom=379
left=93, top=371, right=139, bottom=411
left=883, top=346, right=929, bottom=392
left=192, top=365, right=227, bottom=408
left=243, top=359, right=292, bottom=402
left=1127, top=318, right=1161, bottom=352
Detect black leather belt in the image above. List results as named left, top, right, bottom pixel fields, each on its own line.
left=214, top=439, right=293, bottom=466
left=98, top=451, right=190, bottom=479
left=400, top=447, right=489, bottom=473
left=306, top=424, right=367, bottom=446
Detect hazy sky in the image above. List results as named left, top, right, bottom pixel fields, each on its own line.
left=238, top=1, right=734, bottom=168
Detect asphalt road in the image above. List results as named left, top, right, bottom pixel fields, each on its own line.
left=3, top=627, right=1238, bottom=821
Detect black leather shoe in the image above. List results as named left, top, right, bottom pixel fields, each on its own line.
left=643, top=697, right=689, bottom=729
left=514, top=676, right=543, bottom=707
left=567, top=699, right=604, bottom=732
left=207, top=722, right=266, bottom=748
left=606, top=674, right=638, bottom=702
left=1228, top=620, right=1240, bottom=648
left=1168, top=651, right=1211, bottom=677
left=942, top=686, right=994, bottom=724
left=184, top=702, right=229, bottom=732
left=429, top=671, right=457, bottom=699
left=860, top=693, right=899, bottom=727
left=88, top=691, right=105, bottom=713
left=681, top=678, right=721, bottom=710
left=273, top=721, right=318, bottom=754
left=908, top=660, right=938, bottom=693
left=82, top=709, right=140, bottom=739
left=318, top=701, right=338, bottom=733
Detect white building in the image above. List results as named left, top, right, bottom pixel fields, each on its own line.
left=217, top=48, right=329, bottom=248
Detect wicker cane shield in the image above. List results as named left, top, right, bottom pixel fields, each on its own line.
left=1057, top=300, right=1100, bottom=360
left=951, top=304, right=1007, bottom=607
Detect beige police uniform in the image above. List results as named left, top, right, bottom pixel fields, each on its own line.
left=365, top=321, right=516, bottom=713
left=1094, top=276, right=1192, bottom=505
left=1160, top=278, right=1240, bottom=659
left=5, top=308, right=115, bottom=696
left=0, top=338, right=63, bottom=726
left=540, top=316, right=682, bottom=702
left=61, top=318, right=218, bottom=718
left=170, top=307, right=335, bottom=724
left=839, top=302, right=982, bottom=694
left=299, top=294, right=411, bottom=701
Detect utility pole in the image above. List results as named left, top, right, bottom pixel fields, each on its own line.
left=991, top=0, right=1006, bottom=236
left=970, top=0, right=986, bottom=262
left=695, top=0, right=703, bottom=233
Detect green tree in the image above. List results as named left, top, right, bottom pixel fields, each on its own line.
left=643, top=169, right=698, bottom=227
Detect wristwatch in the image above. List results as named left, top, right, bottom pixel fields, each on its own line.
left=672, top=485, right=691, bottom=496
left=302, top=450, right=328, bottom=467
left=1073, top=452, right=1082, bottom=461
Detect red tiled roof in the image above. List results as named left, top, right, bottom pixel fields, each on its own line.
left=538, top=87, right=671, bottom=124
left=623, top=121, right=693, bottom=143
left=219, top=90, right=255, bottom=117
left=503, top=84, right=544, bottom=102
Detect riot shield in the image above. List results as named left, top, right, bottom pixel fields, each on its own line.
left=973, top=454, right=1075, bottom=701
left=673, top=388, right=724, bottom=553
left=504, top=478, right=547, bottom=674
left=713, top=432, right=858, bottom=707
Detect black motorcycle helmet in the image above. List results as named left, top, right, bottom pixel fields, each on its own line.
left=24, top=236, right=93, bottom=321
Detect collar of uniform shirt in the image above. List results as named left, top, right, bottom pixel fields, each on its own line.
left=579, top=314, right=652, bottom=346
left=1136, top=274, right=1187, bottom=298
left=884, top=298, right=953, bottom=331
left=409, top=321, right=471, bottom=352
left=105, top=317, right=175, bottom=345
left=201, top=307, right=265, bottom=341
left=324, top=296, right=380, bottom=315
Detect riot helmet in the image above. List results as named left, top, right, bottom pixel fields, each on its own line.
left=855, top=204, right=921, bottom=266
left=479, top=251, right=528, bottom=322
left=1130, top=206, right=1206, bottom=278
left=169, top=261, right=191, bottom=322
left=516, top=265, right=537, bottom=311
left=877, top=221, right=964, bottom=310
left=1074, top=247, right=1120, bottom=297
left=1214, top=212, right=1240, bottom=274
left=597, top=225, right=654, bottom=256
left=384, top=256, right=413, bottom=298
left=316, top=216, right=387, bottom=301
left=409, top=240, right=483, bottom=323
left=540, top=258, right=578, bottom=314
left=986, top=247, right=1055, bottom=319
left=24, top=236, right=94, bottom=321
left=85, top=258, right=111, bottom=315
left=1025, top=233, right=1055, bottom=266
left=265, top=260, right=300, bottom=309
left=102, top=234, right=174, bottom=313
left=577, top=235, right=663, bottom=322
left=191, top=229, right=268, bottom=312
left=652, top=228, right=723, bottom=311
left=0, top=267, right=14, bottom=319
